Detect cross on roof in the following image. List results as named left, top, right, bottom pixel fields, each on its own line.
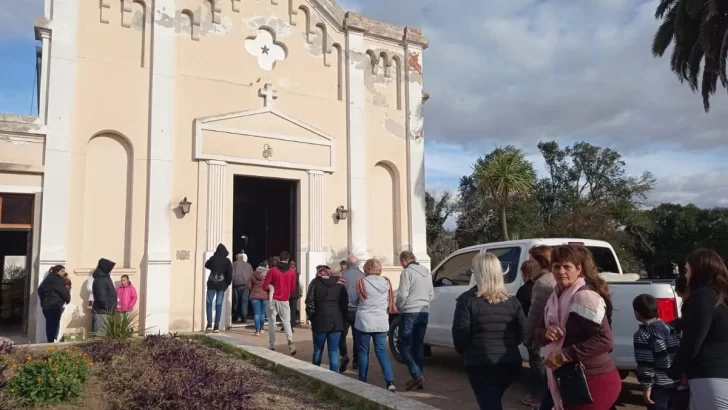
left=259, top=83, right=277, bottom=108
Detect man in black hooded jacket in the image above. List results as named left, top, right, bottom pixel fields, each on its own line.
left=205, top=244, right=233, bottom=332
left=91, top=258, right=117, bottom=333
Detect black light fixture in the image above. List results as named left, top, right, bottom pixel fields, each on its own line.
left=335, top=206, right=349, bottom=221
left=179, top=197, right=192, bottom=215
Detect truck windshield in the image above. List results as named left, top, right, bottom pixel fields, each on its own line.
left=586, top=246, right=620, bottom=274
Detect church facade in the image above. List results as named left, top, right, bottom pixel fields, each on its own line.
left=0, top=0, right=429, bottom=341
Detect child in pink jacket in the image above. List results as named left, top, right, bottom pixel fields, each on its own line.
left=116, top=274, right=138, bottom=319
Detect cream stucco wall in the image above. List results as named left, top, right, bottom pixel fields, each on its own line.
left=23, top=0, right=428, bottom=339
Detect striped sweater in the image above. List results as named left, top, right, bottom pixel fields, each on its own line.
left=633, top=319, right=681, bottom=389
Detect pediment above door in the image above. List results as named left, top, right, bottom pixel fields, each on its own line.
left=194, top=105, right=336, bottom=172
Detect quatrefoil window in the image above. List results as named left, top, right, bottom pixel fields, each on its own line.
left=245, top=28, right=287, bottom=71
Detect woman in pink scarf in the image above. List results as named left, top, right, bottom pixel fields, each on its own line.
left=534, top=246, right=620, bottom=410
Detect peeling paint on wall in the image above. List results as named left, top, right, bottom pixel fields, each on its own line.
left=384, top=112, right=405, bottom=139
left=409, top=104, right=424, bottom=140
left=306, top=31, right=323, bottom=56
left=244, top=15, right=292, bottom=38
left=408, top=51, right=423, bottom=84
left=176, top=9, right=233, bottom=37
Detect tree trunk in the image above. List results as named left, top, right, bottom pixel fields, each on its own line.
left=500, top=206, right=509, bottom=241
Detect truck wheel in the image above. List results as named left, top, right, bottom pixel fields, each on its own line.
left=387, top=316, right=405, bottom=363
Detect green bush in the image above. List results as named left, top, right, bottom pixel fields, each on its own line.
left=93, top=311, right=144, bottom=340
left=6, top=347, right=92, bottom=405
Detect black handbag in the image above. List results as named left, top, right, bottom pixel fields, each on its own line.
left=553, top=362, right=593, bottom=407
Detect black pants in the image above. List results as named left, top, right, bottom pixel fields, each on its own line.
left=339, top=310, right=358, bottom=360
left=289, top=298, right=299, bottom=327
left=43, top=308, right=63, bottom=343
left=466, top=362, right=521, bottom=410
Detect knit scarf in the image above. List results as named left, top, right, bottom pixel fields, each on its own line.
left=357, top=276, right=398, bottom=314
left=544, top=276, right=586, bottom=410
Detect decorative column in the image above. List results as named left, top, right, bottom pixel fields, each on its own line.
left=144, top=0, right=176, bottom=335
left=305, top=170, right=326, bottom=323
left=34, top=21, right=51, bottom=124
left=404, top=28, right=431, bottom=269
left=344, top=18, right=368, bottom=261
left=35, top=0, right=80, bottom=342
left=206, top=160, right=226, bottom=248
left=203, top=160, right=229, bottom=329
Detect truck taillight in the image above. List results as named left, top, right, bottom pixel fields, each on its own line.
left=657, top=298, right=678, bottom=323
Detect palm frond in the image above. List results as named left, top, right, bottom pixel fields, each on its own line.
left=655, top=0, right=678, bottom=19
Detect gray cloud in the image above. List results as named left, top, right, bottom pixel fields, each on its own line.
left=650, top=172, right=728, bottom=208
left=0, top=0, right=43, bottom=38
left=358, top=0, right=728, bottom=155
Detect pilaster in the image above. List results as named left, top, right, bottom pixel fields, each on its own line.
left=306, top=170, right=326, bottom=323
left=206, top=160, right=226, bottom=249
left=35, top=0, right=80, bottom=342
left=345, top=30, right=368, bottom=261
left=144, top=0, right=176, bottom=335
left=404, top=37, right=430, bottom=269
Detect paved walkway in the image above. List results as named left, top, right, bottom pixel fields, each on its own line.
left=223, top=325, right=646, bottom=410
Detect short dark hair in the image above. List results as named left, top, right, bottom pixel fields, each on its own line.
left=340, top=260, right=348, bottom=267
left=121, top=274, right=130, bottom=282
left=675, top=276, right=688, bottom=295
left=399, top=250, right=415, bottom=262
left=279, top=251, right=290, bottom=262
left=632, top=294, right=658, bottom=320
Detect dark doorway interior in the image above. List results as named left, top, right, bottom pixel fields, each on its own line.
left=0, top=230, right=31, bottom=335
left=232, top=176, right=298, bottom=270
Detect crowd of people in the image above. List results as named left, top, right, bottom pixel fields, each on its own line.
left=38, top=257, right=138, bottom=342
left=453, top=245, right=728, bottom=410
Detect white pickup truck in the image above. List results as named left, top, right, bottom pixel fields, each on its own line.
left=388, top=238, right=682, bottom=378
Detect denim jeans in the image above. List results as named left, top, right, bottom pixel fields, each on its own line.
left=312, top=331, right=341, bottom=371
left=398, top=312, right=429, bottom=378
left=43, top=309, right=63, bottom=343
left=251, top=299, right=266, bottom=332
left=234, top=286, right=250, bottom=321
left=206, top=289, right=226, bottom=328
left=539, top=383, right=553, bottom=410
left=648, top=386, right=677, bottom=410
left=466, top=362, right=521, bottom=410
left=357, top=331, right=394, bottom=383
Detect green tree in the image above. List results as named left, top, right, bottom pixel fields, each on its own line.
left=473, top=146, right=537, bottom=241
left=425, top=191, right=459, bottom=266
left=652, top=0, right=728, bottom=111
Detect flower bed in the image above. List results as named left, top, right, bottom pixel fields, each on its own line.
left=0, top=336, right=373, bottom=410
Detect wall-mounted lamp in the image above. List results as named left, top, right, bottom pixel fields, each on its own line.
left=179, top=197, right=192, bottom=215
left=262, top=144, right=273, bottom=158
left=335, top=206, right=349, bottom=221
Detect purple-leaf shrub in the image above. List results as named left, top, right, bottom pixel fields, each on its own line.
left=86, top=335, right=261, bottom=409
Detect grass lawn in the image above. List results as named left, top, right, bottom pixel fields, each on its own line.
left=1, top=335, right=378, bottom=410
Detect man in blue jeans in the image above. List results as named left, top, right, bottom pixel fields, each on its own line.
left=205, top=244, right=233, bottom=332
left=396, top=250, right=434, bottom=391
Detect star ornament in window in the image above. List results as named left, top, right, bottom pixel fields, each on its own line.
left=245, top=29, right=286, bottom=71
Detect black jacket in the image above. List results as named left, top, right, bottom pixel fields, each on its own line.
left=452, top=286, right=527, bottom=367
left=92, top=258, right=118, bottom=314
left=668, top=286, right=728, bottom=380
left=39, top=272, right=71, bottom=310
left=206, top=244, right=233, bottom=291
left=515, top=280, right=534, bottom=317
left=305, top=276, right=348, bottom=333
left=290, top=270, right=302, bottom=299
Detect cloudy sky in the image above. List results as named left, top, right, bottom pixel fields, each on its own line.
left=2, top=0, right=728, bottom=208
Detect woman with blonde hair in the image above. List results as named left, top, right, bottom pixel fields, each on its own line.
left=353, top=258, right=397, bottom=392
left=452, top=250, right=527, bottom=410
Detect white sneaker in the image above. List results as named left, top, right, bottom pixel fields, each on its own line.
left=288, top=341, right=297, bottom=355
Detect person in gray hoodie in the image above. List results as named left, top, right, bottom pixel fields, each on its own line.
left=353, top=258, right=397, bottom=392
left=339, top=255, right=365, bottom=372
left=396, top=250, right=434, bottom=391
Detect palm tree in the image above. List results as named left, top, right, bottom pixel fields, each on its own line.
left=652, top=0, right=728, bottom=111
left=473, top=147, right=536, bottom=241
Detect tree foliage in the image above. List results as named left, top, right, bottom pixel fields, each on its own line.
left=652, top=0, right=728, bottom=111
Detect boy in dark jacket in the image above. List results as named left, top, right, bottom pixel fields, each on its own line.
left=39, top=265, right=71, bottom=342
left=91, top=258, right=117, bottom=333
left=633, top=294, right=681, bottom=410
left=305, top=265, right=348, bottom=371
left=205, top=244, right=233, bottom=333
